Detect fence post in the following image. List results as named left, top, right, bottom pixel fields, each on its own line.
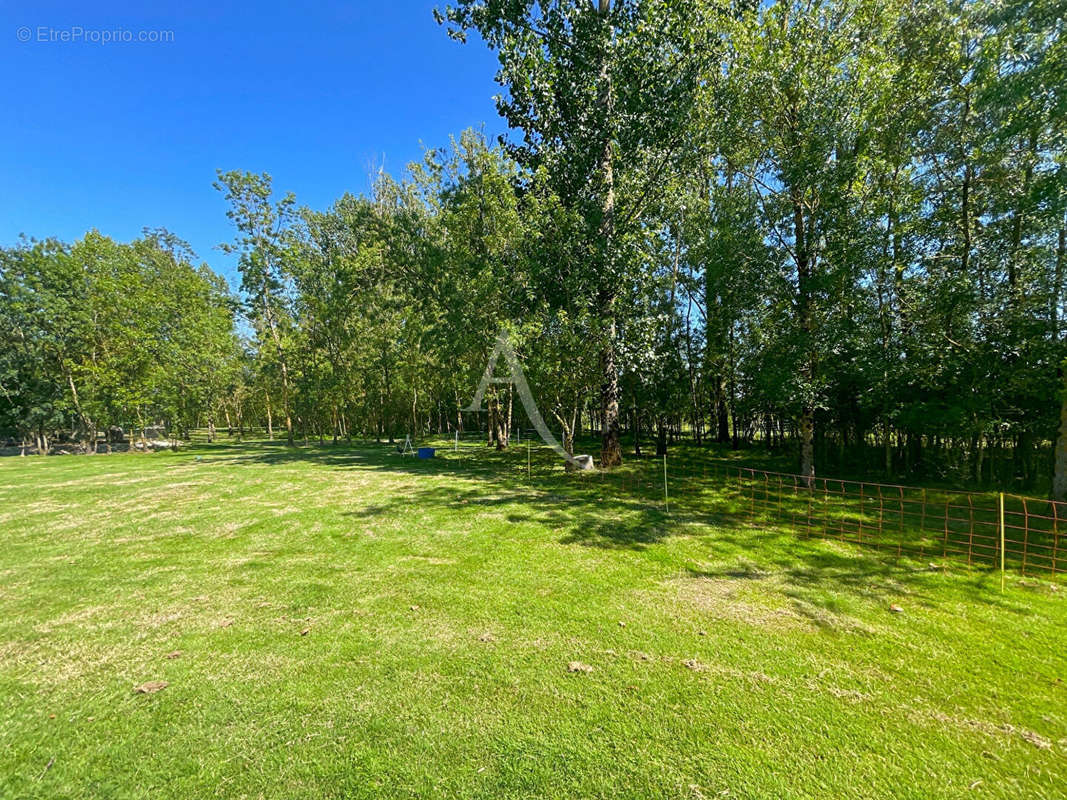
left=1021, top=496, right=1030, bottom=577
left=859, top=484, right=866, bottom=545
left=999, top=492, right=1006, bottom=592
left=942, top=499, right=950, bottom=566
left=896, top=486, right=905, bottom=560
left=1053, top=500, right=1061, bottom=577
left=919, top=488, right=927, bottom=562
left=967, top=496, right=975, bottom=570
left=527, top=440, right=531, bottom=481
left=663, top=454, right=669, bottom=514
left=805, top=476, right=813, bottom=535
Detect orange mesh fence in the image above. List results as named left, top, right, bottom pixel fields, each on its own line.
left=726, top=467, right=1064, bottom=578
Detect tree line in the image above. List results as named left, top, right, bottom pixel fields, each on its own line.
left=1, top=0, right=1065, bottom=496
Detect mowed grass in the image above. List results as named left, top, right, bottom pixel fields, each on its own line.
left=0, top=439, right=1064, bottom=799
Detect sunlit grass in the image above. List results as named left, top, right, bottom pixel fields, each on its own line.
left=0, top=439, right=1063, bottom=799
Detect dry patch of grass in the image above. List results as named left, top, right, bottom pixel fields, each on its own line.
left=662, top=574, right=815, bottom=631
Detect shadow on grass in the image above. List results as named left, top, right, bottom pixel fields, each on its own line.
left=179, top=436, right=1050, bottom=617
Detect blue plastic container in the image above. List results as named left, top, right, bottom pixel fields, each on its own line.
left=417, top=447, right=435, bottom=459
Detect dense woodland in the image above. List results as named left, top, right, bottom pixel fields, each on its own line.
left=2, top=0, right=1066, bottom=496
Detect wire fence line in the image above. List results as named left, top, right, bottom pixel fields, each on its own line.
left=492, top=445, right=1065, bottom=580
left=726, top=467, right=1064, bottom=579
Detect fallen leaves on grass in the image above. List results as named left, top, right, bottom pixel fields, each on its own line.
left=133, top=681, right=168, bottom=694
left=922, top=711, right=1054, bottom=750
left=1017, top=728, right=1052, bottom=750
left=164, top=650, right=182, bottom=659
left=826, top=686, right=871, bottom=702
left=36, top=756, right=54, bottom=781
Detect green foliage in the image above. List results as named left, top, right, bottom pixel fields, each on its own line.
left=0, top=232, right=239, bottom=448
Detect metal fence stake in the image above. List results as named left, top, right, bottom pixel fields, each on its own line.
left=663, top=454, right=669, bottom=514
left=999, top=492, right=1006, bottom=592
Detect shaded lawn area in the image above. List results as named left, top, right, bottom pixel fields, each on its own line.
left=0, top=439, right=1064, bottom=799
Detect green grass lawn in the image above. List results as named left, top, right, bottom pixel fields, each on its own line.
left=0, top=439, right=1064, bottom=799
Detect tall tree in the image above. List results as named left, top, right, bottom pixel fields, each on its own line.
left=215, top=171, right=298, bottom=445
left=722, top=0, right=898, bottom=481
left=438, top=0, right=711, bottom=466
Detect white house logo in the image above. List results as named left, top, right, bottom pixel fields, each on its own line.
left=465, top=330, right=578, bottom=467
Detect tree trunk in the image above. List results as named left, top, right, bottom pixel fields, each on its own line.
left=64, top=370, right=94, bottom=452
left=973, top=434, right=985, bottom=486
left=884, top=422, right=893, bottom=477
left=799, top=409, right=814, bottom=485
left=684, top=304, right=701, bottom=446
left=716, top=379, right=729, bottom=443
left=505, top=384, right=513, bottom=448
left=1008, top=126, right=1037, bottom=290
left=494, top=394, right=508, bottom=451
left=959, top=83, right=973, bottom=276
left=1054, top=222, right=1065, bottom=340
left=1017, top=429, right=1034, bottom=489
left=1054, top=368, right=1067, bottom=501
left=411, top=385, right=418, bottom=441
left=552, top=407, right=578, bottom=462
left=599, top=309, right=622, bottom=467
left=260, top=295, right=294, bottom=446
left=595, top=0, right=622, bottom=469
left=792, top=188, right=816, bottom=485
left=280, top=361, right=294, bottom=446
left=655, top=419, right=667, bottom=457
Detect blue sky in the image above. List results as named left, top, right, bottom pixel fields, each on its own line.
left=0, top=0, right=505, bottom=287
